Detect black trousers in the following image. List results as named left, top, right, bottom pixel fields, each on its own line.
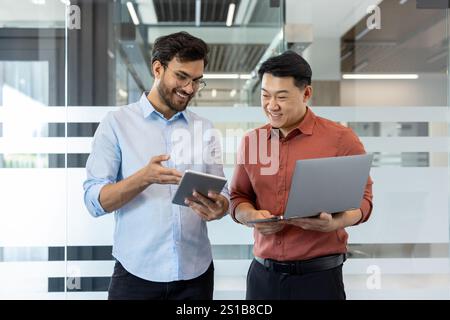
left=108, top=261, right=214, bottom=300
left=246, top=259, right=346, bottom=300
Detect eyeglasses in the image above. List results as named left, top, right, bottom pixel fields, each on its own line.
left=163, top=65, right=207, bottom=92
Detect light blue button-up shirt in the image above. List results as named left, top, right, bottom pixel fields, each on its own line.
left=83, top=93, right=229, bottom=282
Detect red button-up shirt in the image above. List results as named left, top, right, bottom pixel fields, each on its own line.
left=230, top=107, right=373, bottom=261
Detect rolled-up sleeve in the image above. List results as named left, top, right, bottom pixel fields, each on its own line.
left=83, top=113, right=121, bottom=217
left=339, top=128, right=374, bottom=224
left=229, top=135, right=256, bottom=224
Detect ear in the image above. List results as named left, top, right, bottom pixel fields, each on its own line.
left=152, top=60, right=164, bottom=80
left=303, top=85, right=313, bottom=103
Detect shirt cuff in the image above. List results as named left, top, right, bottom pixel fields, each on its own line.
left=220, top=186, right=230, bottom=216
left=230, top=198, right=254, bottom=224
left=353, top=200, right=372, bottom=225
left=84, top=183, right=109, bottom=217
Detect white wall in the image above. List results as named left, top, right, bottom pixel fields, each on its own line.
left=341, top=74, right=448, bottom=106
left=303, top=38, right=340, bottom=81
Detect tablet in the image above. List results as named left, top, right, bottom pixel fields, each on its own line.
left=172, top=170, right=228, bottom=206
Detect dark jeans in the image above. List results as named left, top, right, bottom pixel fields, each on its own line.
left=108, top=261, right=214, bottom=300
left=246, top=259, right=346, bottom=300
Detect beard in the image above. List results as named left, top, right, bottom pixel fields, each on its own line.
left=157, top=79, right=194, bottom=114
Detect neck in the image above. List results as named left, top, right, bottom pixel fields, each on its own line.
left=279, top=107, right=308, bottom=138
left=147, top=89, right=176, bottom=120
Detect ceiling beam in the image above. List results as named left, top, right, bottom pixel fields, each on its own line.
left=234, top=0, right=257, bottom=26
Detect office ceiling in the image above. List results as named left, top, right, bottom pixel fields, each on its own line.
left=139, top=0, right=281, bottom=26
left=140, top=0, right=281, bottom=74
left=207, top=44, right=267, bottom=73
left=146, top=41, right=268, bottom=73
left=1, top=0, right=445, bottom=78
left=152, top=0, right=242, bottom=23
left=141, top=0, right=387, bottom=75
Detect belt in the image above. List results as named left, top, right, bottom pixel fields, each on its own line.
left=254, top=253, right=346, bottom=275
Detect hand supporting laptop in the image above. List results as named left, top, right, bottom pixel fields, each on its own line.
left=241, top=205, right=363, bottom=235
left=243, top=208, right=286, bottom=235
left=281, top=209, right=363, bottom=233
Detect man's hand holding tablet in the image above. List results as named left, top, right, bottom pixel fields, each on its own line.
left=172, top=170, right=229, bottom=221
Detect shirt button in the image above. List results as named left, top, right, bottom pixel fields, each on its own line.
left=277, top=241, right=282, bottom=245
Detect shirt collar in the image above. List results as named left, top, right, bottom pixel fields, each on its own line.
left=267, top=106, right=316, bottom=140
left=139, top=92, right=189, bottom=123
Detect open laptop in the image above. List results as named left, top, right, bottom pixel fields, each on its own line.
left=246, top=154, right=373, bottom=223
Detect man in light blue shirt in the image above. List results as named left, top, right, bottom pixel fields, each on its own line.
left=83, top=32, right=229, bottom=300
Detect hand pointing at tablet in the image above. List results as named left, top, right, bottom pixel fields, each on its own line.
left=98, top=154, right=182, bottom=213
left=142, top=154, right=183, bottom=185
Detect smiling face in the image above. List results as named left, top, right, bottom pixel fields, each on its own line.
left=261, top=73, right=313, bottom=137
left=151, top=57, right=204, bottom=118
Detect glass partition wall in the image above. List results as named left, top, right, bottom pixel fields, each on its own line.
left=0, top=0, right=449, bottom=299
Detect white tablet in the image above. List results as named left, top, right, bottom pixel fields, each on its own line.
left=172, top=170, right=227, bottom=206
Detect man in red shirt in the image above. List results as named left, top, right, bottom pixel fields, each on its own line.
left=230, top=51, right=373, bottom=300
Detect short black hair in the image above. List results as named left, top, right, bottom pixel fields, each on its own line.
left=151, top=31, right=209, bottom=68
left=258, top=50, right=312, bottom=89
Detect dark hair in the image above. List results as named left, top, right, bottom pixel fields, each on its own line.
left=151, top=31, right=209, bottom=68
left=258, top=50, right=312, bottom=89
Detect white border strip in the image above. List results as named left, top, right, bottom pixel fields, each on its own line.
left=0, top=258, right=447, bottom=278
left=0, top=137, right=448, bottom=153
left=0, top=107, right=449, bottom=123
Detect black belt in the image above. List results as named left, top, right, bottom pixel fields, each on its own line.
left=254, top=253, right=346, bottom=275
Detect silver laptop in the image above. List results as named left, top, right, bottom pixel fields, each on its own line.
left=247, top=154, right=373, bottom=223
